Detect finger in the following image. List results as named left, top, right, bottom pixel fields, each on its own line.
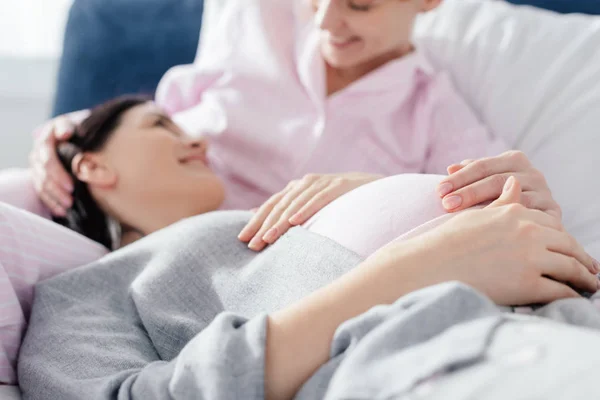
left=238, top=192, right=285, bottom=242
left=488, top=176, right=521, bottom=208
left=31, top=162, right=73, bottom=212
left=544, top=228, right=597, bottom=275
left=242, top=180, right=310, bottom=248
left=446, top=164, right=464, bottom=175
left=251, top=183, right=317, bottom=248
left=53, top=117, right=76, bottom=140
left=487, top=185, right=561, bottom=218
left=442, top=160, right=475, bottom=192
left=38, top=141, right=74, bottom=192
left=43, top=179, right=73, bottom=209
left=39, top=192, right=67, bottom=217
left=263, top=185, right=328, bottom=244
left=437, top=151, right=531, bottom=197
left=530, top=278, right=581, bottom=304
left=520, top=191, right=562, bottom=219
left=443, top=172, right=537, bottom=212
left=521, top=208, right=564, bottom=232
left=541, top=251, right=598, bottom=294
left=48, top=161, right=75, bottom=194
left=289, top=186, right=341, bottom=226
left=32, top=162, right=71, bottom=208
left=248, top=236, right=268, bottom=252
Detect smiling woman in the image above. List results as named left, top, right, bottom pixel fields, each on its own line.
left=53, top=96, right=225, bottom=248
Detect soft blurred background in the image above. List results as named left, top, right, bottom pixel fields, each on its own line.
left=0, top=0, right=204, bottom=169
left=0, top=0, right=73, bottom=168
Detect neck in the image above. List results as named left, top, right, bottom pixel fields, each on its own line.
left=94, top=192, right=159, bottom=237
left=326, top=45, right=414, bottom=96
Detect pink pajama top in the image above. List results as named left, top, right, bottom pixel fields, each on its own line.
left=155, top=0, right=506, bottom=210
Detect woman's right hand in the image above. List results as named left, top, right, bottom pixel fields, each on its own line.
left=29, top=111, right=88, bottom=216
left=376, top=176, right=599, bottom=306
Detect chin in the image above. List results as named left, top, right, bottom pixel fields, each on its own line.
left=323, top=53, right=358, bottom=69
left=321, top=47, right=365, bottom=70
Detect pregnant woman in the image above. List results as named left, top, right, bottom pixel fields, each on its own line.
left=3, top=97, right=597, bottom=390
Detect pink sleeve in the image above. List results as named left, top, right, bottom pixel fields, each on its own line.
left=423, top=73, right=509, bottom=175
left=0, top=169, right=49, bottom=219
left=0, top=203, right=107, bottom=384
left=154, top=0, right=248, bottom=137
left=155, top=63, right=224, bottom=137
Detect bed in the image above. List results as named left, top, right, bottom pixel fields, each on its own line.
left=3, top=0, right=600, bottom=398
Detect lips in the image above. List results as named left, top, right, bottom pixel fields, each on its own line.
left=180, top=151, right=209, bottom=167
left=328, top=36, right=361, bottom=49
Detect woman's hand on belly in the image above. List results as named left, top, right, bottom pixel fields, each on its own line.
left=378, top=176, right=598, bottom=305
left=436, top=150, right=562, bottom=218
left=238, top=173, right=383, bottom=251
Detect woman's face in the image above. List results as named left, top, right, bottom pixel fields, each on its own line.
left=313, top=0, right=440, bottom=70
left=87, top=103, right=225, bottom=234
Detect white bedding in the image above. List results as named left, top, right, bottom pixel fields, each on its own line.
left=414, top=0, right=600, bottom=257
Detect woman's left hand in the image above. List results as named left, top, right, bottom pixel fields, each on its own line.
left=436, top=150, right=562, bottom=219
left=239, top=173, right=383, bottom=251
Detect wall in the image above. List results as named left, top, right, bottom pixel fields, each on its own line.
left=0, top=58, right=58, bottom=168
left=0, top=0, right=72, bottom=169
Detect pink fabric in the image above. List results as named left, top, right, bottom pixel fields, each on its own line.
left=0, top=169, right=50, bottom=219
left=155, top=0, right=508, bottom=211
left=0, top=203, right=107, bottom=384
left=305, top=174, right=469, bottom=258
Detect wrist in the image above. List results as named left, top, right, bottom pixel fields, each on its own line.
left=366, top=235, right=454, bottom=296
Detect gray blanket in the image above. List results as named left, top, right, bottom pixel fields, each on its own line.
left=18, top=211, right=600, bottom=399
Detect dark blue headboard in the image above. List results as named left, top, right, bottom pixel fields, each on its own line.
left=52, top=0, right=204, bottom=116
left=506, top=0, right=600, bottom=14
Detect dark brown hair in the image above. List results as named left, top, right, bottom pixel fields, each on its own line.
left=54, top=96, right=150, bottom=249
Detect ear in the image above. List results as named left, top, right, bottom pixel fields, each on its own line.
left=72, top=153, right=117, bottom=189
left=421, top=0, right=441, bottom=12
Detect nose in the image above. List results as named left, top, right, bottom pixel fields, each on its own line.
left=314, top=0, right=343, bottom=32
left=185, top=137, right=208, bottom=153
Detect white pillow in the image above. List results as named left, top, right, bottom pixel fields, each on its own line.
left=414, top=0, right=600, bottom=257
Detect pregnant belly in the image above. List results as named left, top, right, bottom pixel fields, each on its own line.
left=304, top=174, right=466, bottom=258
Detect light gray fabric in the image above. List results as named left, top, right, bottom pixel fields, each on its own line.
left=18, top=211, right=362, bottom=400
left=18, top=211, right=600, bottom=399
left=0, top=386, right=21, bottom=400
left=301, top=284, right=600, bottom=400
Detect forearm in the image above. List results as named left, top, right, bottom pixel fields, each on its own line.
left=265, top=238, right=444, bottom=400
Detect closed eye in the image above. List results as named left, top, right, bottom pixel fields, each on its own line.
left=311, top=0, right=372, bottom=12
left=154, top=116, right=167, bottom=127
left=154, top=116, right=181, bottom=136
left=348, top=0, right=372, bottom=11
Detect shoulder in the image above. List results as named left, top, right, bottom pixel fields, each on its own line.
left=411, top=54, right=463, bottom=111
left=196, top=0, right=299, bottom=68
